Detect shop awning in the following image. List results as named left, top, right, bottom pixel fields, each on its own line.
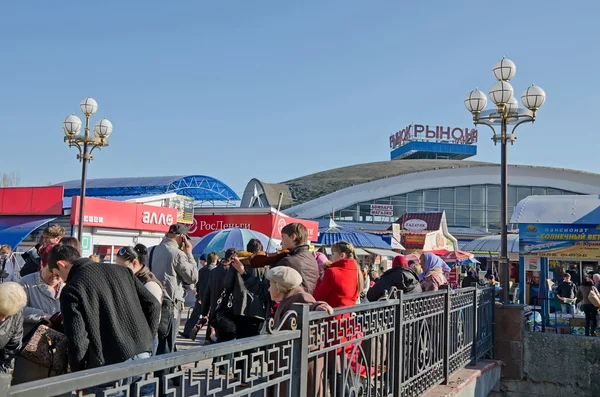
left=321, top=247, right=370, bottom=256
left=364, top=248, right=400, bottom=258
left=0, top=216, right=57, bottom=249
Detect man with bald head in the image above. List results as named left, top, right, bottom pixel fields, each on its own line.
left=593, top=274, right=600, bottom=290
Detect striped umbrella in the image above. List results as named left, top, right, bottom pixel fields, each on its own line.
left=192, top=228, right=278, bottom=255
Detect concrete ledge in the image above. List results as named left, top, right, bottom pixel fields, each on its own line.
left=422, top=360, right=502, bottom=397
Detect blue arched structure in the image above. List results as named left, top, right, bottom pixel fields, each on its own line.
left=57, top=175, right=240, bottom=203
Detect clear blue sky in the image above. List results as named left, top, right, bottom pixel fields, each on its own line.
left=1, top=1, right=598, bottom=197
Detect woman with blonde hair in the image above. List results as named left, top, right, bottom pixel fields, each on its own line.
left=0, top=282, right=27, bottom=373
left=313, top=241, right=363, bottom=308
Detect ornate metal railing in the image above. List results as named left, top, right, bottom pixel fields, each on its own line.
left=0, top=286, right=495, bottom=397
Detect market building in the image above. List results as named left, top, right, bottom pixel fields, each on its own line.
left=240, top=123, right=600, bottom=242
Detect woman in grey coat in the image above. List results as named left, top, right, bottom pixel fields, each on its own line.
left=18, top=244, right=62, bottom=335
left=0, top=282, right=27, bottom=373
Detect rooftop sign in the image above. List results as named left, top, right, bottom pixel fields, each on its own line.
left=389, top=123, right=478, bottom=150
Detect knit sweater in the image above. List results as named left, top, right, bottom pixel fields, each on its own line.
left=61, top=258, right=160, bottom=371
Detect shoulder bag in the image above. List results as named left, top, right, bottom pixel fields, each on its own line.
left=19, top=322, right=68, bottom=375
left=588, top=286, right=600, bottom=308
left=208, top=287, right=237, bottom=341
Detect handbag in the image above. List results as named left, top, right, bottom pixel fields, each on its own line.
left=209, top=289, right=237, bottom=341
left=20, top=323, right=68, bottom=374
left=589, top=286, right=600, bottom=308
left=157, top=298, right=174, bottom=339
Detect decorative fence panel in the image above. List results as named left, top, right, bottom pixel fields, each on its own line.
left=0, top=287, right=495, bottom=397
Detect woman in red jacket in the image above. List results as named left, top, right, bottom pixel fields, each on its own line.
left=313, top=241, right=363, bottom=308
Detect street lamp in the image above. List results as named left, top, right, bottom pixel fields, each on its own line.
left=63, top=98, right=113, bottom=242
left=464, top=58, right=546, bottom=303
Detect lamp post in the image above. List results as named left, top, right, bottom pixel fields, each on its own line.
left=63, top=98, right=113, bottom=242
left=464, top=58, right=546, bottom=303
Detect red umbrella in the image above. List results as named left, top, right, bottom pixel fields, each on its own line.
left=440, top=250, right=474, bottom=262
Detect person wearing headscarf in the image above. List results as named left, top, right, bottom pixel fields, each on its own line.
left=367, top=255, right=421, bottom=301
left=313, top=251, right=331, bottom=280
left=461, top=268, right=483, bottom=288
left=419, top=253, right=450, bottom=292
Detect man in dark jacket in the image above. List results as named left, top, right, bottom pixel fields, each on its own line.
left=556, top=273, right=578, bottom=314
left=182, top=252, right=218, bottom=338
left=200, top=249, right=235, bottom=341
left=367, top=257, right=422, bottom=301
left=48, top=244, right=160, bottom=372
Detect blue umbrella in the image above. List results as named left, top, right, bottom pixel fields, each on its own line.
left=318, top=223, right=391, bottom=249
left=192, top=228, right=278, bottom=255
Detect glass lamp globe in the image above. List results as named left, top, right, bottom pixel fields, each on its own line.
left=63, top=114, right=82, bottom=137
left=80, top=97, right=98, bottom=116
left=464, top=88, right=488, bottom=113
left=521, top=84, right=546, bottom=111
left=94, top=118, right=113, bottom=138
left=489, top=81, right=514, bottom=106
left=492, top=57, right=516, bottom=82
left=506, top=96, right=519, bottom=114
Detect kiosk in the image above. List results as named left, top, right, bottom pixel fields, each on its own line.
left=511, top=195, right=600, bottom=330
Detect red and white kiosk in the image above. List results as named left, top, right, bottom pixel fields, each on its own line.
left=69, top=196, right=178, bottom=260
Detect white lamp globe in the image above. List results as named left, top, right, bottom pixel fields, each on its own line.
left=506, top=96, right=519, bottom=114
left=80, top=97, right=98, bottom=116
left=63, top=114, right=82, bottom=137
left=489, top=81, right=514, bottom=106
left=492, top=57, right=517, bottom=82
left=94, top=118, right=113, bottom=138
left=464, top=88, right=488, bottom=113
left=521, top=84, right=546, bottom=111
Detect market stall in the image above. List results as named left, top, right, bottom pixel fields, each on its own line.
left=511, top=194, right=600, bottom=334
left=317, top=219, right=401, bottom=270
left=70, top=196, right=178, bottom=260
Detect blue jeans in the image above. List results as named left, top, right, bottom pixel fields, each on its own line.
left=87, top=352, right=154, bottom=397
left=561, top=303, right=575, bottom=314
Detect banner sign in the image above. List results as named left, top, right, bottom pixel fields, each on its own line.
left=0, top=186, right=64, bottom=216
left=166, top=195, right=195, bottom=224
left=189, top=213, right=319, bottom=242
left=370, top=204, right=393, bottom=216
left=70, top=197, right=177, bottom=233
left=390, top=123, right=478, bottom=149
left=519, top=223, right=600, bottom=259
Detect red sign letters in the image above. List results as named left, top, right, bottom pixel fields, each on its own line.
left=70, top=196, right=177, bottom=233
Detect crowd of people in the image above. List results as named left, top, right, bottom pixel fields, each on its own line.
left=0, top=220, right=486, bottom=395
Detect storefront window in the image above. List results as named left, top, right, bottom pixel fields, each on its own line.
left=455, top=187, right=470, bottom=205
left=424, top=190, right=439, bottom=206
left=508, top=186, right=517, bottom=207
left=487, top=185, right=500, bottom=208
left=532, top=187, right=546, bottom=196
left=517, top=186, right=532, bottom=203
left=470, top=186, right=485, bottom=205
left=455, top=209, right=470, bottom=227
left=470, top=208, right=486, bottom=228
left=407, top=192, right=423, bottom=212
left=440, top=189, right=455, bottom=205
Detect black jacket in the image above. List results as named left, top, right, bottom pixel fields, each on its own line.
left=461, top=275, right=484, bottom=288
left=19, top=248, right=40, bottom=277
left=556, top=281, right=577, bottom=300
left=196, top=264, right=215, bottom=300
left=224, top=265, right=266, bottom=319
left=201, top=263, right=230, bottom=317
left=60, top=258, right=160, bottom=371
left=367, top=267, right=421, bottom=302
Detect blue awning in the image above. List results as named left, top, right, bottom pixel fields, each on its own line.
left=0, top=216, right=57, bottom=249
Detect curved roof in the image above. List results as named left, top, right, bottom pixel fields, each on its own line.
left=244, top=160, right=494, bottom=209
left=461, top=234, right=519, bottom=254
left=57, top=175, right=240, bottom=202
left=510, top=195, right=600, bottom=225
